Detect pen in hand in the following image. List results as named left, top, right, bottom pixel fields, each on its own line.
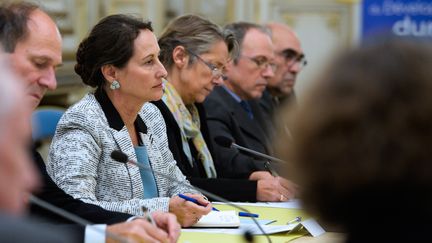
left=178, top=194, right=260, bottom=217
left=141, top=206, right=156, bottom=226
left=178, top=193, right=219, bottom=211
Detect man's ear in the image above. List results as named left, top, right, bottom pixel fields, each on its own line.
left=101, top=64, right=117, bottom=82
left=172, top=45, right=189, bottom=69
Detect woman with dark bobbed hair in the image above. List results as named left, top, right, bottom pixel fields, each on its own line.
left=47, top=14, right=211, bottom=227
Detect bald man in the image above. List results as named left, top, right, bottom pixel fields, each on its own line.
left=259, top=23, right=306, bottom=126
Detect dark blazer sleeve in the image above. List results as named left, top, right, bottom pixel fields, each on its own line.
left=0, top=213, right=82, bottom=243
left=203, top=88, right=268, bottom=179
left=188, top=177, right=257, bottom=202
left=30, top=148, right=132, bottom=225
left=152, top=100, right=258, bottom=202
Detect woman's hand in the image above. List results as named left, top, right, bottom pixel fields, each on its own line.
left=168, top=193, right=212, bottom=227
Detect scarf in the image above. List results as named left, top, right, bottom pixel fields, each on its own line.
left=162, top=80, right=217, bottom=178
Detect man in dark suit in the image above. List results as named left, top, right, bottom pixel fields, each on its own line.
left=0, top=2, right=180, bottom=242
left=203, top=22, right=297, bottom=202
left=259, top=22, right=306, bottom=138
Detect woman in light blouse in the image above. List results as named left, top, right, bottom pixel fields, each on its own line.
left=47, top=14, right=211, bottom=227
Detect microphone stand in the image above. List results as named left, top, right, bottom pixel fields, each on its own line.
left=230, top=143, right=285, bottom=164
left=111, top=151, right=272, bottom=243
left=214, top=136, right=285, bottom=177
left=29, top=195, right=129, bottom=243
left=214, top=136, right=285, bottom=164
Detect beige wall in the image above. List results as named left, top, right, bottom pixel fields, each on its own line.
left=31, top=0, right=360, bottom=106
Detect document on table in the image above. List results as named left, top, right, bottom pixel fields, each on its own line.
left=190, top=210, right=240, bottom=228
left=212, top=199, right=302, bottom=209
left=183, top=223, right=299, bottom=235
left=184, top=219, right=325, bottom=237
left=240, top=218, right=276, bottom=225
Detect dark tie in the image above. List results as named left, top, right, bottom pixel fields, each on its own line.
left=239, top=100, right=254, bottom=119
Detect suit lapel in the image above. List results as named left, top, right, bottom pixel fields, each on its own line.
left=250, top=100, right=273, bottom=154
left=110, top=126, right=144, bottom=197
left=216, top=88, right=269, bottom=148
left=111, top=127, right=137, bottom=162
left=259, top=90, right=273, bottom=116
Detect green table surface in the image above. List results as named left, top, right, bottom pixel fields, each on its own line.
left=178, top=203, right=310, bottom=243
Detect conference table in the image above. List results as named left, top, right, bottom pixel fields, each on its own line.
left=178, top=202, right=345, bottom=243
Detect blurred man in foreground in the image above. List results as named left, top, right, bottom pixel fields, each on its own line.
left=0, top=2, right=180, bottom=242
left=0, top=57, right=61, bottom=243
left=276, top=39, right=432, bottom=243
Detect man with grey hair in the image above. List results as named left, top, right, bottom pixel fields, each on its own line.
left=0, top=2, right=180, bottom=242
left=204, top=22, right=297, bottom=202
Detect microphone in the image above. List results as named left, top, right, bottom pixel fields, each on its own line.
left=29, top=195, right=128, bottom=243
left=214, top=136, right=285, bottom=164
left=110, top=150, right=272, bottom=243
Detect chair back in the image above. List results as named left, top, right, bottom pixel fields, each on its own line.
left=32, top=107, right=64, bottom=142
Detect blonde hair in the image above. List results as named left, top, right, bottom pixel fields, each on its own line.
left=158, top=14, right=238, bottom=68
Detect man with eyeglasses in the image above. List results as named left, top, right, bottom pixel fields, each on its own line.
left=260, top=22, right=306, bottom=131
left=204, top=22, right=297, bottom=202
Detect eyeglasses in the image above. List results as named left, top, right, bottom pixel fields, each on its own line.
left=277, top=49, right=307, bottom=69
left=187, top=50, right=226, bottom=80
left=240, top=55, right=277, bottom=72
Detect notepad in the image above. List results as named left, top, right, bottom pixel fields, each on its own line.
left=191, top=210, right=240, bottom=228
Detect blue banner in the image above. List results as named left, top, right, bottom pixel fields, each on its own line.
left=362, top=0, right=432, bottom=39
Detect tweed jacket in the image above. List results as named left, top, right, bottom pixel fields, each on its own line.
left=47, top=91, right=197, bottom=216
left=30, top=148, right=132, bottom=225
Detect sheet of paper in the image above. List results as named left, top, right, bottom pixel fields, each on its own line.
left=191, top=210, right=240, bottom=228
left=184, top=217, right=326, bottom=237
left=182, top=223, right=298, bottom=235
left=247, top=224, right=299, bottom=235
left=239, top=218, right=276, bottom=225
left=213, top=199, right=302, bottom=209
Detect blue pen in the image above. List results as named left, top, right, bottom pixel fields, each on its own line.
left=178, top=193, right=219, bottom=211
left=238, top=212, right=259, bottom=218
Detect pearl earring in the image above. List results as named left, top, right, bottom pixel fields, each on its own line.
left=110, top=80, right=120, bottom=90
